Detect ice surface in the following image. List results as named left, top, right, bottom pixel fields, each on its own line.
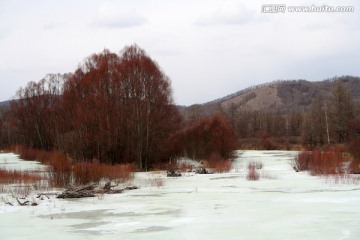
left=1, top=151, right=360, bottom=240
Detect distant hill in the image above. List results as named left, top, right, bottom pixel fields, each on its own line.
left=2, top=76, right=360, bottom=117
left=199, top=76, right=360, bottom=114
left=0, top=100, right=11, bottom=110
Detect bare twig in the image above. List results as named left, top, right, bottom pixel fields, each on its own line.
left=1, top=196, right=13, bottom=206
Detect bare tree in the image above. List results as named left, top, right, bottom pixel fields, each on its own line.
left=330, top=82, right=354, bottom=143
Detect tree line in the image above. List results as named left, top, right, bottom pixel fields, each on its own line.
left=0, top=45, right=359, bottom=169
left=183, top=80, right=360, bottom=150
left=0, top=45, right=237, bottom=170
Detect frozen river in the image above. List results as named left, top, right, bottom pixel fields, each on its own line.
left=1, top=151, right=359, bottom=240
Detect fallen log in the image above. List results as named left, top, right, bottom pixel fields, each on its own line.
left=57, top=182, right=139, bottom=199
left=15, top=198, right=29, bottom=206
left=57, top=191, right=95, bottom=199
left=1, top=197, right=13, bottom=206
left=36, top=193, right=51, bottom=200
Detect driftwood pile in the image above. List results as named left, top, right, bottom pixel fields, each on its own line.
left=166, top=169, right=182, bottom=177
left=57, top=182, right=138, bottom=199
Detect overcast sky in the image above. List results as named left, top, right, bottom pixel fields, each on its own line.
left=1, top=0, right=359, bottom=106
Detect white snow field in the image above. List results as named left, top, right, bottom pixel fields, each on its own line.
left=1, top=151, right=360, bottom=240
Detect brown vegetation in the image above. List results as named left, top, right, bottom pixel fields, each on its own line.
left=174, top=113, right=238, bottom=161
left=72, top=163, right=134, bottom=185
left=0, top=169, right=42, bottom=184
left=246, top=162, right=260, bottom=181
left=2, top=145, right=134, bottom=187
left=347, top=137, right=360, bottom=173
left=293, top=147, right=347, bottom=176
left=5, top=45, right=181, bottom=171
left=208, top=159, right=232, bottom=173
left=180, top=76, right=360, bottom=151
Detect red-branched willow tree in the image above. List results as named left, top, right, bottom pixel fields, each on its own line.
left=62, top=45, right=181, bottom=170
left=174, top=113, right=238, bottom=161
left=9, top=45, right=182, bottom=170
left=10, top=74, right=68, bottom=150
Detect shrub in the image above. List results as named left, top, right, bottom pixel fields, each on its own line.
left=72, top=163, right=134, bottom=185
left=292, top=151, right=311, bottom=172
left=348, top=138, right=360, bottom=160
left=3, top=145, right=135, bottom=188
left=177, top=113, right=238, bottom=161
left=0, top=169, right=42, bottom=184
left=310, top=147, right=344, bottom=175
left=207, top=152, right=232, bottom=173
left=348, top=138, right=360, bottom=173
left=47, top=151, right=72, bottom=188
left=246, top=162, right=260, bottom=181
left=149, top=176, right=165, bottom=188
left=294, top=147, right=346, bottom=176
left=209, top=159, right=232, bottom=173
left=261, top=138, right=275, bottom=150
left=349, top=161, right=360, bottom=174
left=4, top=145, right=56, bottom=164
left=3, top=145, right=39, bottom=161
left=19, top=147, right=39, bottom=161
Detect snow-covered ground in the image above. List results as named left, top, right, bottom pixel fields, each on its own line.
left=1, top=151, right=360, bottom=240
left=0, top=152, right=47, bottom=172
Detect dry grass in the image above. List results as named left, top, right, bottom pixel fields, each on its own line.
left=246, top=162, right=260, bottom=181
left=148, top=176, right=165, bottom=188
left=261, top=171, right=277, bottom=180
left=324, top=174, right=360, bottom=184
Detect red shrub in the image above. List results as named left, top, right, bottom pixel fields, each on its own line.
left=261, top=138, right=275, bottom=150
left=294, top=147, right=346, bottom=176
left=311, top=147, right=344, bottom=175
left=4, top=145, right=55, bottom=164
left=209, top=160, right=232, bottom=173
left=0, top=169, right=42, bottom=184
left=246, top=162, right=260, bottom=181
left=3, top=145, right=39, bottom=161
left=47, top=151, right=72, bottom=187
left=348, top=138, right=360, bottom=160
left=73, top=163, right=134, bottom=185
left=178, top=113, right=238, bottom=161
left=19, top=147, right=39, bottom=161
left=206, top=152, right=232, bottom=173
left=293, top=151, right=311, bottom=172
left=3, top=145, right=135, bottom=187
left=349, top=160, right=360, bottom=174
